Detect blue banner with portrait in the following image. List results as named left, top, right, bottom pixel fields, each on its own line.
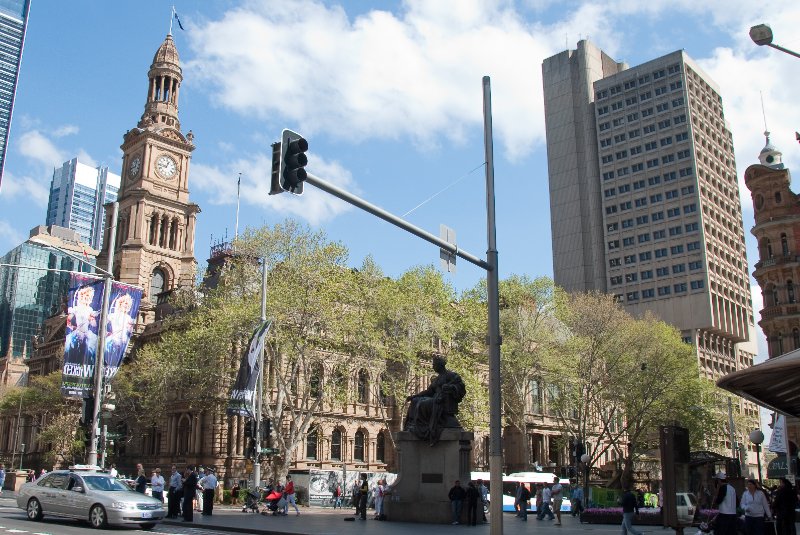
left=228, top=321, right=272, bottom=419
left=61, top=274, right=105, bottom=398
left=103, top=282, right=142, bottom=380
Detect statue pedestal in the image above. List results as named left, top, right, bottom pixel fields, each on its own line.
left=385, top=429, right=473, bottom=524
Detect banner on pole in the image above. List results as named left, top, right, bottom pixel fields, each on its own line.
left=769, top=413, right=787, bottom=453
left=61, top=274, right=105, bottom=398
left=228, top=321, right=272, bottom=419
left=103, top=282, right=142, bottom=380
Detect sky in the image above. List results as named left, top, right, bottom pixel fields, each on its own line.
left=1, top=0, right=800, bottom=373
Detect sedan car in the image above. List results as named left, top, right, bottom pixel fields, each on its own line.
left=17, top=470, right=165, bottom=529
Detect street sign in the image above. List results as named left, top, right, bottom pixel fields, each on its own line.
left=261, top=447, right=279, bottom=455
left=439, top=224, right=456, bottom=274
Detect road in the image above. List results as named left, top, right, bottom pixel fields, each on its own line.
left=0, top=501, right=232, bottom=535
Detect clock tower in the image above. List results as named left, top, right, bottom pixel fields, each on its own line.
left=97, top=34, right=200, bottom=323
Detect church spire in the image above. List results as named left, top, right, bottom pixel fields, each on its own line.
left=139, top=34, right=182, bottom=131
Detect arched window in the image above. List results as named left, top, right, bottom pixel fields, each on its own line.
left=306, top=427, right=318, bottom=460
left=150, top=268, right=165, bottom=303
left=331, top=429, right=342, bottom=461
left=775, top=191, right=783, bottom=204
left=376, top=432, right=386, bottom=463
left=378, top=373, right=389, bottom=406
left=793, top=329, right=800, bottom=350
left=782, top=233, right=789, bottom=256
left=357, top=369, right=368, bottom=404
left=354, top=430, right=365, bottom=461
left=767, top=239, right=773, bottom=258
left=778, top=332, right=784, bottom=355
left=176, top=415, right=190, bottom=455
left=788, top=280, right=796, bottom=304
left=773, top=285, right=780, bottom=306
left=310, top=363, right=322, bottom=399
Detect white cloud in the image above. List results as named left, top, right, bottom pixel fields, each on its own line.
left=0, top=219, right=24, bottom=246
left=16, top=130, right=66, bottom=168
left=0, top=170, right=49, bottom=206
left=190, top=151, right=353, bottom=225
left=76, top=149, right=97, bottom=168
left=52, top=124, right=79, bottom=138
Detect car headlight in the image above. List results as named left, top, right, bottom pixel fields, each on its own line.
left=110, top=501, right=133, bottom=510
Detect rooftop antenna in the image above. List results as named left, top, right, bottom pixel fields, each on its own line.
left=169, top=5, right=174, bottom=36
left=234, top=173, right=242, bottom=241
left=760, top=91, right=769, bottom=133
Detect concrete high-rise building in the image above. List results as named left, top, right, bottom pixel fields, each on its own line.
left=0, top=0, right=31, bottom=188
left=45, top=158, right=121, bottom=250
left=0, top=225, right=97, bottom=359
left=543, top=41, right=759, bottom=458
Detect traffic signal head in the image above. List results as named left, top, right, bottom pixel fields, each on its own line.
left=279, top=129, right=308, bottom=194
left=80, top=397, right=95, bottom=427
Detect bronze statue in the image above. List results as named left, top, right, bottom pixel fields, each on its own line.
left=404, top=356, right=466, bottom=445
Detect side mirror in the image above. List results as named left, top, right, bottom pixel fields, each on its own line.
left=72, top=486, right=84, bottom=493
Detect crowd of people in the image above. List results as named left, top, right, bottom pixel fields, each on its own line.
left=707, top=472, right=798, bottom=535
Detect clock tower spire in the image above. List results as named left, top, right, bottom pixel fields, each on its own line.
left=97, top=35, right=200, bottom=323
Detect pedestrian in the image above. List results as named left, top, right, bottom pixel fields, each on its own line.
left=572, top=485, right=584, bottom=516
left=194, top=467, right=205, bottom=512
left=151, top=468, right=165, bottom=503
left=231, top=482, right=240, bottom=507
left=333, top=481, right=342, bottom=509
left=182, top=466, right=198, bottom=522
left=25, top=469, right=34, bottom=483
left=477, top=479, right=489, bottom=522
left=741, top=478, right=772, bottom=535
left=518, top=482, right=531, bottom=522
left=0, top=463, right=5, bottom=494
left=108, top=463, right=118, bottom=478
left=448, top=479, right=465, bottom=525
left=773, top=478, right=797, bottom=535
left=358, top=474, right=369, bottom=520
left=199, top=468, right=218, bottom=516
left=712, top=472, right=738, bottom=535
left=514, top=480, right=524, bottom=517
left=134, top=464, right=147, bottom=494
left=621, top=486, right=643, bottom=535
left=535, top=483, right=544, bottom=514
left=537, top=482, right=555, bottom=520
left=374, top=479, right=386, bottom=519
left=284, top=475, right=300, bottom=516
left=551, top=476, right=563, bottom=525
left=466, top=481, right=480, bottom=526
left=351, top=479, right=361, bottom=512
left=167, top=465, right=182, bottom=518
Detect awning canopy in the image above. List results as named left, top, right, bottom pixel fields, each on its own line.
left=717, top=349, right=800, bottom=417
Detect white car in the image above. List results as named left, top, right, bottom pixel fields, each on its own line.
left=675, top=492, right=697, bottom=524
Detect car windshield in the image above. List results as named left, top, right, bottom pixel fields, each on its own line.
left=83, top=476, right=133, bottom=492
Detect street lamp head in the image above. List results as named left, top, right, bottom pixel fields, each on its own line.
left=580, top=453, right=590, bottom=464
left=749, top=429, right=765, bottom=445
left=750, top=24, right=774, bottom=46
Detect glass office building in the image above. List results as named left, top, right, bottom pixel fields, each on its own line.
left=46, top=158, right=121, bottom=250
left=0, top=0, right=31, bottom=188
left=0, top=226, right=96, bottom=358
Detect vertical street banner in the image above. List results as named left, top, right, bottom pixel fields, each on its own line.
left=61, top=274, right=105, bottom=397
left=769, top=413, right=787, bottom=453
left=227, top=321, right=272, bottom=419
left=103, top=282, right=142, bottom=380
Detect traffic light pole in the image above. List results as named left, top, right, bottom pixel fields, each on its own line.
left=88, top=202, right=118, bottom=467
left=253, top=259, right=267, bottom=489
left=299, top=75, right=503, bottom=535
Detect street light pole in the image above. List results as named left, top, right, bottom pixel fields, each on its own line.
left=580, top=453, right=591, bottom=509
left=87, top=202, right=118, bottom=467
left=749, top=429, right=765, bottom=486
left=750, top=24, right=800, bottom=59
left=253, top=259, right=267, bottom=489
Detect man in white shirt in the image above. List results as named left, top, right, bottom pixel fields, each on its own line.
left=537, top=484, right=555, bottom=520
left=712, top=472, right=737, bottom=535
left=108, top=464, right=118, bottom=478
left=551, top=477, right=563, bottom=525
left=199, top=468, right=218, bottom=516
left=167, top=465, right=182, bottom=518
left=151, top=468, right=165, bottom=503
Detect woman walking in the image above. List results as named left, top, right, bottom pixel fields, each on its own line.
left=740, top=479, right=773, bottom=535
left=773, top=478, right=798, bottom=535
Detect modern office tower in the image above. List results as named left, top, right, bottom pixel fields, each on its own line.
left=543, top=41, right=759, bottom=458
left=0, top=225, right=97, bottom=358
left=0, top=0, right=31, bottom=188
left=45, top=158, right=121, bottom=250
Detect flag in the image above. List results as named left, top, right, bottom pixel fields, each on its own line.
left=228, top=321, right=272, bottom=419
left=768, top=413, right=787, bottom=453
left=61, top=274, right=105, bottom=398
left=102, top=282, right=142, bottom=380
left=174, top=11, right=185, bottom=31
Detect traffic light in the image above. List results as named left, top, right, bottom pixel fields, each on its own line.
left=279, top=129, right=308, bottom=194
left=260, top=418, right=271, bottom=444
left=244, top=419, right=255, bottom=459
left=268, top=142, right=282, bottom=195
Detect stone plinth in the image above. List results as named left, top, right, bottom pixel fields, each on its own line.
left=384, top=428, right=473, bottom=524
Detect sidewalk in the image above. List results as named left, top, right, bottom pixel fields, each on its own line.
left=161, top=506, right=662, bottom=535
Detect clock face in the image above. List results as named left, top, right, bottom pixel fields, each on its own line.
left=156, top=155, right=178, bottom=179
left=129, top=156, right=141, bottom=178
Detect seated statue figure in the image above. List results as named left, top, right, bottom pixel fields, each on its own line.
left=403, top=356, right=466, bottom=445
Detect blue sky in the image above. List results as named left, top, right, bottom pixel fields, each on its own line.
left=2, top=0, right=800, bottom=365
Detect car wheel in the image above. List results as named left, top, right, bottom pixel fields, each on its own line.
left=26, top=498, right=43, bottom=521
left=140, top=522, right=156, bottom=530
left=89, top=504, right=108, bottom=529
left=483, top=501, right=490, bottom=515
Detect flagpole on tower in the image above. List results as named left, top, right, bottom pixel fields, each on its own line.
left=169, top=6, right=174, bottom=35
